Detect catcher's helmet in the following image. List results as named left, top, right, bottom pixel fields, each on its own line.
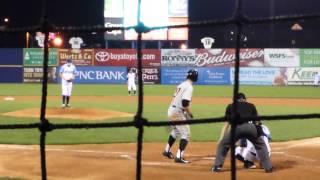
left=186, top=69, right=198, bottom=82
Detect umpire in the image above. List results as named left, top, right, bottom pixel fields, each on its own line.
left=212, top=93, right=273, bottom=173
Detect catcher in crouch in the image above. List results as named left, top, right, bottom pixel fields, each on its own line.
left=235, top=124, right=272, bottom=169
left=59, top=59, right=77, bottom=108
left=162, top=69, right=198, bottom=164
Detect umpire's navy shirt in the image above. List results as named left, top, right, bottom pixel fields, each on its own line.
left=225, top=101, right=258, bottom=124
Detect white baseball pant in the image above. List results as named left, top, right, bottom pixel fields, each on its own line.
left=167, top=106, right=191, bottom=140
left=128, top=81, right=136, bottom=91
left=61, top=80, right=73, bottom=96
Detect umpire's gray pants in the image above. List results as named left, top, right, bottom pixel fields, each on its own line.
left=214, top=123, right=272, bottom=170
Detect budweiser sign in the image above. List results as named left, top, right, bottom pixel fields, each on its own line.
left=94, top=49, right=161, bottom=67
left=195, top=48, right=264, bottom=67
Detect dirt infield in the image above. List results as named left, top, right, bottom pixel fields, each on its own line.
left=0, top=138, right=319, bottom=180
left=2, top=108, right=133, bottom=121
left=4, top=95, right=320, bottom=107
left=1, top=96, right=320, bottom=179
left=2, top=95, right=320, bottom=121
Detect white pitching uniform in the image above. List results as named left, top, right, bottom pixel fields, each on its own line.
left=235, top=125, right=272, bottom=163
left=60, top=63, right=77, bottom=96
left=168, top=80, right=193, bottom=141
left=127, top=72, right=137, bottom=91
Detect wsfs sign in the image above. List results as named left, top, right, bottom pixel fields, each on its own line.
left=75, top=66, right=127, bottom=84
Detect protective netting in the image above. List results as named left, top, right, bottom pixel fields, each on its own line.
left=1, top=0, right=320, bottom=180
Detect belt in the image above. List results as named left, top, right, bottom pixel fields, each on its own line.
left=172, top=105, right=184, bottom=111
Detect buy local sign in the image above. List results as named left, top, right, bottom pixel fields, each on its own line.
left=23, top=48, right=58, bottom=66
left=300, top=49, right=320, bottom=67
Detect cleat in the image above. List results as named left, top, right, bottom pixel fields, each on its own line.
left=162, top=151, right=174, bottom=159
left=245, top=164, right=257, bottom=169
left=244, top=161, right=256, bottom=169
left=174, top=157, right=189, bottom=164
left=61, top=104, right=66, bottom=108
left=211, top=166, right=222, bottom=172
left=66, top=104, right=71, bottom=108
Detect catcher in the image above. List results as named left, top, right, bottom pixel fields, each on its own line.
left=59, top=59, right=77, bottom=108
left=212, top=93, right=273, bottom=173
left=235, top=124, right=272, bottom=169
left=162, top=69, right=198, bottom=164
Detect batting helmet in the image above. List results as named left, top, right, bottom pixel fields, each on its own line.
left=186, top=69, right=198, bottom=82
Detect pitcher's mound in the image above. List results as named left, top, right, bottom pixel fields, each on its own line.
left=2, top=108, right=134, bottom=121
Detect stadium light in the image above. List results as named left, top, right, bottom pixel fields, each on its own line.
left=291, top=23, right=303, bottom=31
left=180, top=43, right=187, bottom=49
left=53, top=36, right=63, bottom=47
left=3, top=17, right=9, bottom=23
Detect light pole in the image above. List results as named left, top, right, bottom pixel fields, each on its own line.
left=291, top=23, right=303, bottom=48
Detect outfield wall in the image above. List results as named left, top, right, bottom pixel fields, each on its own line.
left=1, top=48, right=320, bottom=85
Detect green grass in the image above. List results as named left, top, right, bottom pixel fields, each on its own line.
left=0, top=84, right=319, bottom=144
left=1, top=83, right=320, bottom=98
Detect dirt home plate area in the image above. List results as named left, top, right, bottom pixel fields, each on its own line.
left=0, top=96, right=320, bottom=179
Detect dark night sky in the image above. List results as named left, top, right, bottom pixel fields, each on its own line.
left=0, top=0, right=320, bottom=47
left=1, top=0, right=319, bottom=26
left=189, top=0, right=320, bottom=48
left=0, top=0, right=104, bottom=27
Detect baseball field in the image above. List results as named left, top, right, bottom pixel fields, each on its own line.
left=0, top=84, right=320, bottom=179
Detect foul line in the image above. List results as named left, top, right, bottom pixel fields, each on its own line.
left=273, top=151, right=317, bottom=162
left=0, top=144, right=214, bottom=167
left=2, top=145, right=317, bottom=168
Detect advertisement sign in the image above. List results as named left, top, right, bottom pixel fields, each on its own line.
left=230, top=67, right=278, bottom=85
left=58, top=49, right=93, bottom=66
left=129, top=67, right=161, bottom=84
left=94, top=49, right=160, bottom=67
left=104, top=0, right=124, bottom=18
left=161, top=67, right=230, bottom=85
left=197, top=67, right=230, bottom=85
left=60, top=66, right=127, bottom=84
left=300, top=49, right=320, bottom=67
left=104, top=18, right=124, bottom=40
left=23, top=66, right=57, bottom=83
left=287, top=67, right=320, bottom=85
left=264, top=49, right=300, bottom=67
left=161, top=49, right=196, bottom=67
left=0, top=67, right=23, bottom=83
left=0, top=48, right=23, bottom=65
left=195, top=48, right=264, bottom=67
left=161, top=67, right=190, bottom=84
left=168, top=18, right=188, bottom=40
left=23, top=48, right=58, bottom=66
left=168, top=0, right=188, bottom=17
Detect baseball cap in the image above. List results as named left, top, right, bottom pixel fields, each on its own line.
left=66, top=59, right=72, bottom=63
left=237, top=93, right=246, bottom=100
